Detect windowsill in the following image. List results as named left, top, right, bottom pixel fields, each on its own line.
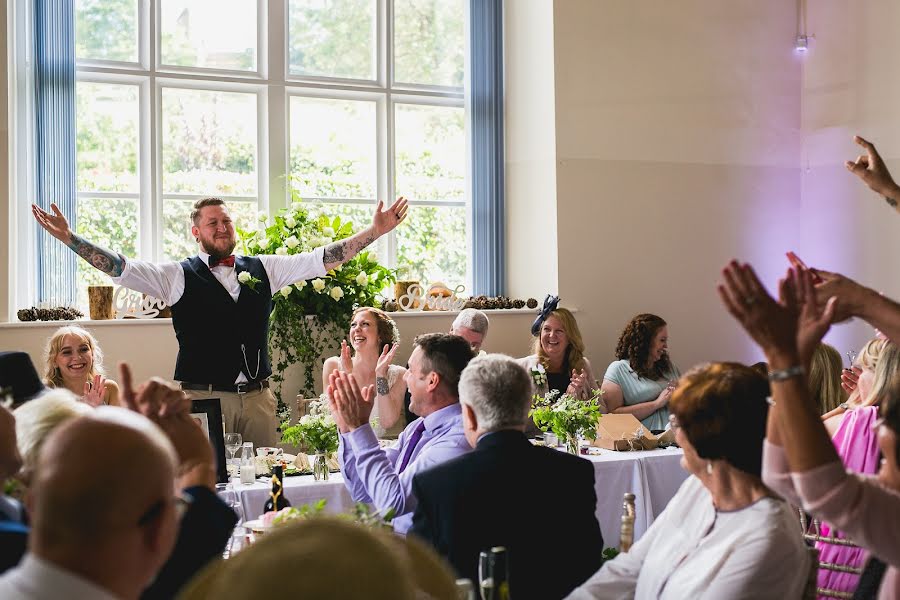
left=0, top=307, right=543, bottom=329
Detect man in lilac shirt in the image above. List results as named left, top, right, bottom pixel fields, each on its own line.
left=329, top=333, right=474, bottom=534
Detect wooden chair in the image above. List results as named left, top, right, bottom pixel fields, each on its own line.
left=799, top=509, right=862, bottom=599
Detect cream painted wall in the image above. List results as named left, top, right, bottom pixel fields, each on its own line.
left=504, top=0, right=559, bottom=300
left=799, top=0, right=900, bottom=355
left=549, top=0, right=803, bottom=372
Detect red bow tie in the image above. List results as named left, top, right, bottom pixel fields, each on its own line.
left=209, top=255, right=235, bottom=269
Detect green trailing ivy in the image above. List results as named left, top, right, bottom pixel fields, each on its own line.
left=237, top=189, right=395, bottom=419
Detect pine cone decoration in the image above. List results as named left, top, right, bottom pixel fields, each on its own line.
left=383, top=300, right=399, bottom=312
left=17, top=306, right=83, bottom=322
left=526, top=298, right=538, bottom=309
left=512, top=299, right=526, bottom=309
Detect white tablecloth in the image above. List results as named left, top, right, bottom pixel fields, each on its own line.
left=583, top=447, right=688, bottom=545
left=226, top=447, right=688, bottom=545
left=230, top=473, right=356, bottom=522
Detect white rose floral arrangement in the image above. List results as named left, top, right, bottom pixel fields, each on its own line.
left=237, top=194, right=396, bottom=420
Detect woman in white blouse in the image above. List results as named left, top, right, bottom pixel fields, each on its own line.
left=567, top=362, right=808, bottom=600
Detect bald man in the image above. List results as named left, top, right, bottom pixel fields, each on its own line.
left=0, top=410, right=181, bottom=599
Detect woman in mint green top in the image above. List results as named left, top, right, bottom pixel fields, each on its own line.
left=601, top=314, right=680, bottom=432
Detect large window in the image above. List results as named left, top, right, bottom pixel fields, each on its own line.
left=68, top=0, right=467, bottom=309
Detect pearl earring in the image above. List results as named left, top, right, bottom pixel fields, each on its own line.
left=706, top=461, right=713, bottom=475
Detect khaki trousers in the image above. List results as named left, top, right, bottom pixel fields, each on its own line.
left=183, top=386, right=278, bottom=448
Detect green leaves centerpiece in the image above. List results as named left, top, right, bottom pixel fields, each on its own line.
left=530, top=389, right=603, bottom=454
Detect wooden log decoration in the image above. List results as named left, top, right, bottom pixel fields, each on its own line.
left=393, top=280, right=421, bottom=311
left=87, top=285, right=115, bottom=320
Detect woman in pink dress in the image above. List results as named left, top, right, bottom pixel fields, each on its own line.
left=814, top=342, right=898, bottom=595
left=719, top=262, right=900, bottom=600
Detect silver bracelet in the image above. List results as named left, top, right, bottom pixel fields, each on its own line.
left=768, top=365, right=805, bottom=382
left=375, top=376, right=389, bottom=396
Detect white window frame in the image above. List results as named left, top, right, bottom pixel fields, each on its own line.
left=9, top=0, right=469, bottom=317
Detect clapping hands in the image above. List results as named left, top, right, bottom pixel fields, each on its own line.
left=327, top=370, right=375, bottom=432
left=718, top=261, right=836, bottom=365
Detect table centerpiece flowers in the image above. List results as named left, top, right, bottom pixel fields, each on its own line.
left=280, top=397, right=339, bottom=480
left=530, top=389, right=603, bottom=454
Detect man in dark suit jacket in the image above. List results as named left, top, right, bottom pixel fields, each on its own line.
left=410, top=354, right=604, bottom=599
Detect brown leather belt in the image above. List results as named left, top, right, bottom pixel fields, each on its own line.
left=181, top=380, right=270, bottom=394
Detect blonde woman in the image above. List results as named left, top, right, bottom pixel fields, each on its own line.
left=809, top=343, right=848, bottom=415
left=322, top=307, right=407, bottom=438
left=44, top=325, right=120, bottom=407
left=518, top=299, right=600, bottom=403
left=821, top=338, right=887, bottom=428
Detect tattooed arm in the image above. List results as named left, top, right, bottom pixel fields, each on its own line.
left=322, top=197, right=409, bottom=270
left=32, top=203, right=126, bottom=276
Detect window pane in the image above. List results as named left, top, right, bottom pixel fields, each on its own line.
left=289, top=97, right=376, bottom=200
left=288, top=0, right=376, bottom=79
left=394, top=0, right=464, bottom=87
left=76, top=82, right=139, bottom=193
left=75, top=0, right=138, bottom=62
left=395, top=104, right=465, bottom=202
left=397, top=205, right=466, bottom=286
left=162, top=198, right=258, bottom=262
left=75, top=197, right=139, bottom=309
left=162, top=88, right=257, bottom=196
left=160, top=0, right=257, bottom=71
left=304, top=201, right=377, bottom=239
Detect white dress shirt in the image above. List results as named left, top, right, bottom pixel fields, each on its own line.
left=0, top=554, right=120, bottom=600
left=110, top=247, right=326, bottom=305
left=566, top=475, right=809, bottom=600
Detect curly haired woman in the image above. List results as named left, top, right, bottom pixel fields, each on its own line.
left=601, top=314, right=680, bottom=432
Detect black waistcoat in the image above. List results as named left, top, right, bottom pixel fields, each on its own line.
left=170, top=256, right=273, bottom=384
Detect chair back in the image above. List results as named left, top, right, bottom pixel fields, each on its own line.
left=798, top=509, right=862, bottom=599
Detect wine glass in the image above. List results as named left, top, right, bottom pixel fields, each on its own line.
left=846, top=349, right=858, bottom=370
left=224, top=433, right=242, bottom=488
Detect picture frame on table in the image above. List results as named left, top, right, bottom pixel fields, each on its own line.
left=190, top=398, right=228, bottom=484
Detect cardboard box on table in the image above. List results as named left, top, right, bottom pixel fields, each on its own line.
left=591, top=413, right=673, bottom=451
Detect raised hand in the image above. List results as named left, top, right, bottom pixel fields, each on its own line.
left=844, top=135, right=900, bottom=202
left=566, top=368, right=588, bottom=399
left=783, top=266, right=837, bottom=367
left=32, top=203, right=73, bottom=243
left=811, top=268, right=870, bottom=324
left=339, top=339, right=354, bottom=373
left=841, top=366, right=861, bottom=394
left=372, top=197, right=409, bottom=236
left=118, top=362, right=214, bottom=477
left=375, top=343, right=399, bottom=378
left=718, top=262, right=834, bottom=361
left=82, top=374, right=106, bottom=407
left=328, top=370, right=374, bottom=431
